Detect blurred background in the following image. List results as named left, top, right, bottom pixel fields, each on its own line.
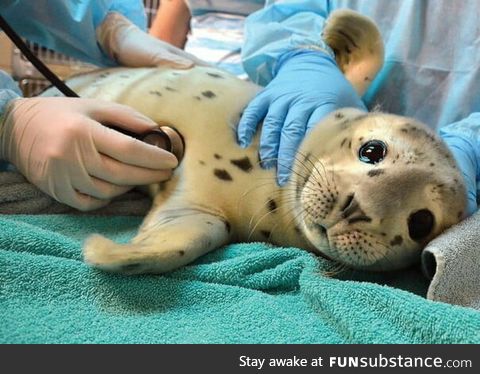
left=0, top=0, right=161, bottom=97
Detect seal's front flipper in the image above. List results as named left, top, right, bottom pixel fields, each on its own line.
left=83, top=202, right=231, bottom=275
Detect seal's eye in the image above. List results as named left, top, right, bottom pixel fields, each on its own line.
left=408, top=209, right=435, bottom=241
left=358, top=140, right=387, bottom=164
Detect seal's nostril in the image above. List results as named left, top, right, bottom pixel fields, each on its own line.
left=341, top=194, right=360, bottom=219
left=341, top=194, right=355, bottom=212
left=340, top=193, right=372, bottom=224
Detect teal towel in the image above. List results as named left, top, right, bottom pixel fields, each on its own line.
left=1, top=215, right=479, bottom=343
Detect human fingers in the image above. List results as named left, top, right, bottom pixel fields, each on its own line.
left=72, top=172, right=132, bottom=200
left=258, top=102, right=289, bottom=169
left=87, top=100, right=159, bottom=134
left=158, top=43, right=212, bottom=67
left=87, top=152, right=174, bottom=186
left=49, top=176, right=111, bottom=212
left=276, top=108, right=312, bottom=186
left=89, top=120, right=178, bottom=170
left=237, top=92, right=269, bottom=148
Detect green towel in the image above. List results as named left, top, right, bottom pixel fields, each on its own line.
left=1, top=215, right=479, bottom=343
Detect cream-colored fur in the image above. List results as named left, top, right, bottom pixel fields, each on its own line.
left=43, top=10, right=466, bottom=274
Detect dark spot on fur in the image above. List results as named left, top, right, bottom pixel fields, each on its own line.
left=335, top=112, right=345, bottom=119
left=207, top=72, right=224, bottom=79
left=165, top=86, right=176, bottom=92
left=341, top=138, right=347, bottom=147
left=348, top=140, right=352, bottom=149
left=214, top=169, right=233, bottom=181
left=367, top=169, right=385, bottom=177
left=390, top=235, right=403, bottom=246
left=430, top=163, right=435, bottom=167
left=294, top=226, right=302, bottom=235
left=267, top=199, right=277, bottom=212
left=202, top=90, right=216, bottom=99
left=401, top=128, right=408, bottom=133
left=458, top=211, right=463, bottom=219
left=149, top=90, right=162, bottom=96
left=260, top=230, right=271, bottom=239
left=194, top=96, right=201, bottom=100
left=99, top=73, right=109, bottom=78
left=206, top=221, right=213, bottom=225
left=172, top=72, right=180, bottom=76
left=178, top=250, right=185, bottom=256
left=224, top=220, right=231, bottom=233
left=364, top=76, right=371, bottom=81
left=199, top=160, right=206, bottom=165
left=230, top=156, right=253, bottom=172
left=381, top=232, right=387, bottom=236
left=214, top=153, right=222, bottom=160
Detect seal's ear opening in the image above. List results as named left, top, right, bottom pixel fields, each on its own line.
left=322, top=9, right=385, bottom=96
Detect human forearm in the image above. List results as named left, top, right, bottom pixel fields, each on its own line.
left=149, top=0, right=191, bottom=49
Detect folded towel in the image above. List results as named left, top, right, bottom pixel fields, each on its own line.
left=1, top=214, right=479, bottom=343
left=422, top=210, right=480, bottom=310
left=0, top=171, right=151, bottom=215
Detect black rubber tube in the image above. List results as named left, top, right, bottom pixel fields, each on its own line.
left=0, top=13, right=79, bottom=97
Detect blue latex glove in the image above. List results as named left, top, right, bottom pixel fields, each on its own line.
left=237, top=50, right=366, bottom=185
left=440, top=115, right=480, bottom=216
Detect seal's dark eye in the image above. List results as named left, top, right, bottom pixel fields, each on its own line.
left=408, top=209, right=435, bottom=241
left=358, top=140, right=387, bottom=164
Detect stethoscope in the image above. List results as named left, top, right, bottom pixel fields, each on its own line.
left=0, top=14, right=185, bottom=162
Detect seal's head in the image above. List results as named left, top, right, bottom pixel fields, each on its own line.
left=291, top=108, right=467, bottom=271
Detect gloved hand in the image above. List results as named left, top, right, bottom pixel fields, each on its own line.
left=97, top=12, right=208, bottom=68
left=440, top=116, right=480, bottom=216
left=0, top=97, right=178, bottom=211
left=237, top=50, right=366, bottom=185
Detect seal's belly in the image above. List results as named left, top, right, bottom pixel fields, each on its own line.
left=52, top=67, right=301, bottom=243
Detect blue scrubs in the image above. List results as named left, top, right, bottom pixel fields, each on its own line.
left=0, top=0, right=146, bottom=67
left=242, top=0, right=480, bottom=130
left=0, top=0, right=148, bottom=173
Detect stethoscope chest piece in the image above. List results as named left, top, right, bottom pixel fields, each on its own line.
left=140, top=126, right=185, bottom=163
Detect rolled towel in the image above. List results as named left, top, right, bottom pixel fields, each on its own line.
left=422, top=210, right=480, bottom=310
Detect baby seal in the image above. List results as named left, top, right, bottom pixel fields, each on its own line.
left=71, top=68, right=465, bottom=274
left=42, top=10, right=466, bottom=274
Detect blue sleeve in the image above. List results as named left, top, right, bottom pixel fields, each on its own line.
left=439, top=114, right=480, bottom=209
left=0, top=70, right=22, bottom=116
left=241, top=0, right=332, bottom=86
left=0, top=69, right=22, bottom=169
left=0, top=0, right=147, bottom=67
